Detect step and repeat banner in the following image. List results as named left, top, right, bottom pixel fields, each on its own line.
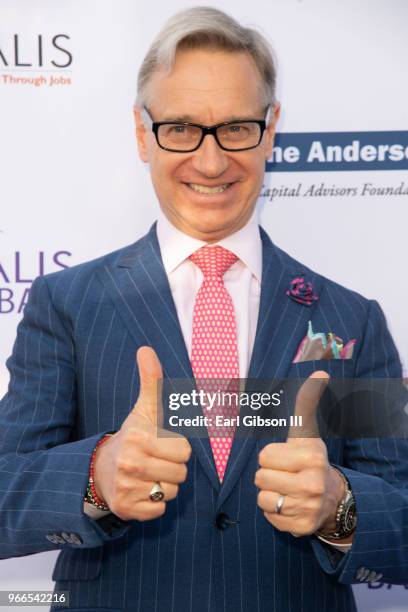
left=0, top=1, right=407, bottom=610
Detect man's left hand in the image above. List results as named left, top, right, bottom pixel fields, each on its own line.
left=255, top=372, right=346, bottom=538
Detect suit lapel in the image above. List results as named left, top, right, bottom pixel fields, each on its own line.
left=248, top=228, right=323, bottom=381
left=217, top=228, right=322, bottom=508
left=96, top=224, right=221, bottom=492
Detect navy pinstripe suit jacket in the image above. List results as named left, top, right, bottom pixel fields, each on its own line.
left=1, top=224, right=407, bottom=612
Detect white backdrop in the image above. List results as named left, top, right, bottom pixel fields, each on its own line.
left=0, top=1, right=407, bottom=610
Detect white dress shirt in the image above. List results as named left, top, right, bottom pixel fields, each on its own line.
left=156, top=208, right=262, bottom=377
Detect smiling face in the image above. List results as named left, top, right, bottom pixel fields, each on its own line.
left=134, top=48, right=280, bottom=242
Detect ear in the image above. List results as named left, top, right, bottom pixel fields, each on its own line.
left=264, top=103, right=281, bottom=161
left=134, top=107, right=149, bottom=163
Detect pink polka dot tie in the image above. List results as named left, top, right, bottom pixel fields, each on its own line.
left=189, top=245, right=239, bottom=482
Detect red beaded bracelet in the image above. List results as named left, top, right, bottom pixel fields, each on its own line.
left=84, top=433, right=114, bottom=511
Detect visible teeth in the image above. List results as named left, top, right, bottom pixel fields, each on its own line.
left=188, top=183, right=230, bottom=194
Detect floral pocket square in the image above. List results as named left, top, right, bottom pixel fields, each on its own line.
left=293, top=321, right=356, bottom=363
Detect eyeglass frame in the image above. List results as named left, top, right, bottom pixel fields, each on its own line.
left=141, top=106, right=272, bottom=153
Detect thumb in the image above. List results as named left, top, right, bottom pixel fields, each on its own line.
left=131, top=346, right=163, bottom=427
left=287, top=370, right=330, bottom=440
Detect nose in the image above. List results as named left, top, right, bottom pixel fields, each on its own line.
left=191, top=134, right=229, bottom=177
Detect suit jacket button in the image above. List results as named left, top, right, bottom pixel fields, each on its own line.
left=46, top=533, right=65, bottom=544
left=69, top=532, right=83, bottom=545
left=366, top=570, right=378, bottom=582
left=45, top=534, right=58, bottom=544
left=215, top=512, right=230, bottom=531
left=61, top=532, right=83, bottom=545
left=355, top=566, right=367, bottom=581
left=357, top=567, right=370, bottom=582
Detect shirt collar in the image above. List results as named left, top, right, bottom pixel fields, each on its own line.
left=156, top=207, right=262, bottom=283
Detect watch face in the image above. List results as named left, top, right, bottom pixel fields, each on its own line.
left=343, top=499, right=357, bottom=533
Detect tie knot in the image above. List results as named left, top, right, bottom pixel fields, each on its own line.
left=189, top=245, right=238, bottom=279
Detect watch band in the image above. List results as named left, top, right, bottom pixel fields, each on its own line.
left=317, top=466, right=357, bottom=540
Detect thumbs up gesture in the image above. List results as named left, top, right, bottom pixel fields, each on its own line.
left=92, top=347, right=192, bottom=522
left=255, top=371, right=346, bottom=537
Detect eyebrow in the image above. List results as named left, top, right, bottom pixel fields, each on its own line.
left=160, top=113, right=263, bottom=123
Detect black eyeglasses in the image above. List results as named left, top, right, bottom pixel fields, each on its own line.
left=142, top=107, right=268, bottom=152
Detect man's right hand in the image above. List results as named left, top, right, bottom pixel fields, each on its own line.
left=92, top=346, right=192, bottom=521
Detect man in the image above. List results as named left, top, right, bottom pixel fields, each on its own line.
left=0, top=6, right=407, bottom=612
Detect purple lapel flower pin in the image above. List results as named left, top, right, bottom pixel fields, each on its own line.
left=286, top=276, right=318, bottom=306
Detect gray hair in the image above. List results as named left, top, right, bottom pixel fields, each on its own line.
left=136, top=6, right=277, bottom=109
